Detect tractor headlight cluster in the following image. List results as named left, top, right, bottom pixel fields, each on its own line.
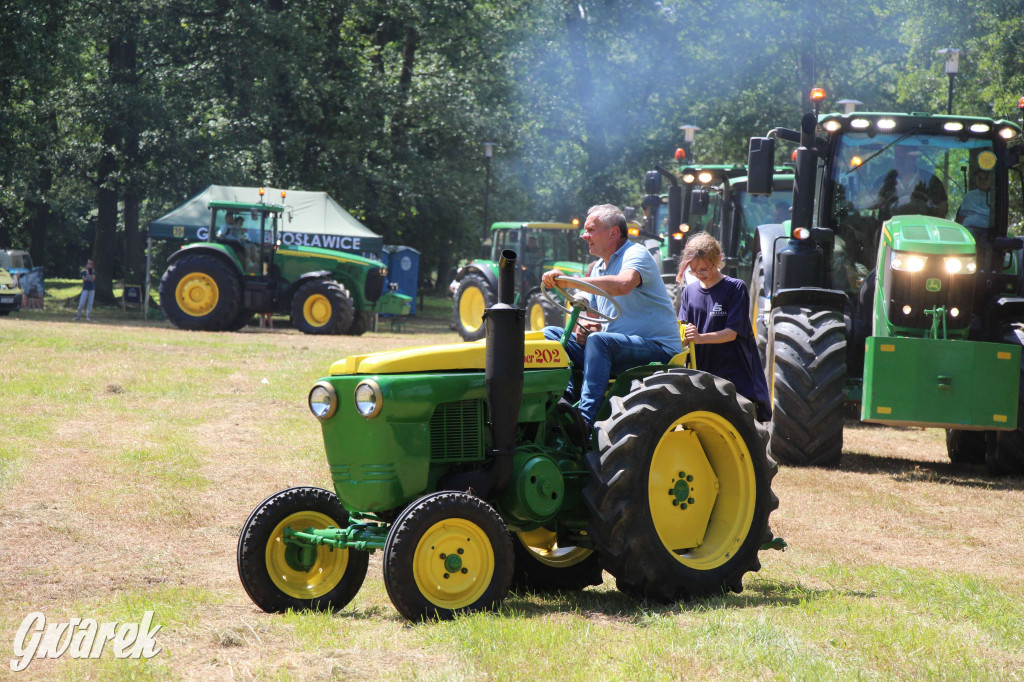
left=891, top=251, right=927, bottom=273
left=943, top=256, right=976, bottom=275
left=309, top=381, right=338, bottom=420
left=354, top=380, right=383, bottom=418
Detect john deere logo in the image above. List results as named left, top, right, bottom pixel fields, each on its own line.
left=925, top=278, right=941, bottom=292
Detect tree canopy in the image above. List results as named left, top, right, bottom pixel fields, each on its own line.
left=1, top=0, right=1022, bottom=298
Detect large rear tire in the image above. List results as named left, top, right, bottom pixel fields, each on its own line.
left=986, top=393, right=1024, bottom=475
left=946, top=429, right=986, bottom=466
left=767, top=305, right=847, bottom=467
left=511, top=528, right=603, bottom=592
left=159, top=254, right=242, bottom=331
left=453, top=274, right=495, bottom=341
left=237, top=486, right=369, bottom=613
left=382, top=491, right=513, bottom=621
left=584, top=369, right=777, bottom=602
left=525, top=291, right=562, bottom=332
left=346, top=310, right=372, bottom=336
left=290, top=279, right=354, bottom=335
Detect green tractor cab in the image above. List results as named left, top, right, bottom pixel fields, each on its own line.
left=747, top=94, right=1024, bottom=474
left=239, top=252, right=781, bottom=621
left=159, top=191, right=387, bottom=334
left=452, top=222, right=590, bottom=341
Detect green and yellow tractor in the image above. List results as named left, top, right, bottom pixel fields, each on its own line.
left=238, top=252, right=781, bottom=621
left=746, top=90, right=1024, bottom=474
left=452, top=222, right=589, bottom=340
left=160, top=191, right=394, bottom=334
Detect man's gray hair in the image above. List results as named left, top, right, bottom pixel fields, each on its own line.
left=587, top=204, right=628, bottom=241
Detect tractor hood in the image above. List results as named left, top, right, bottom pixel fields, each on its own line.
left=883, top=216, right=975, bottom=256
left=330, top=332, right=567, bottom=375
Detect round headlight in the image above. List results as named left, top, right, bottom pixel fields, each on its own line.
left=309, top=381, right=338, bottom=420
left=354, top=380, right=383, bottom=418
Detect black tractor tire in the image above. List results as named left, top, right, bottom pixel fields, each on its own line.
left=946, top=429, right=986, bottom=466
left=382, top=491, right=514, bottom=621
left=225, top=308, right=255, bottom=332
left=159, top=254, right=242, bottom=331
left=986, top=393, right=1024, bottom=475
left=453, top=274, right=496, bottom=341
left=525, top=291, right=562, bottom=332
left=237, top=486, right=369, bottom=613
left=290, top=279, right=354, bottom=335
left=666, top=282, right=682, bottom=320
left=749, top=253, right=769, bottom=370
left=346, top=310, right=372, bottom=336
left=583, top=369, right=778, bottom=602
left=510, top=529, right=603, bottom=593
left=767, top=305, right=847, bottom=467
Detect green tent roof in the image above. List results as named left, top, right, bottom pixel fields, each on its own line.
left=147, top=185, right=383, bottom=255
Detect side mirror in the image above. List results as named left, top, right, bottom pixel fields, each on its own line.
left=690, top=189, right=709, bottom=216
left=747, top=137, right=775, bottom=196
left=644, top=170, right=662, bottom=195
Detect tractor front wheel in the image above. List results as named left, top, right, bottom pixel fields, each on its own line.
left=290, top=279, right=354, bottom=335
left=767, top=305, right=847, bottom=467
left=584, top=369, right=778, bottom=602
left=237, top=486, right=369, bottom=613
left=453, top=274, right=495, bottom=341
left=511, top=528, right=602, bottom=593
left=159, top=254, right=242, bottom=331
left=382, top=491, right=513, bottom=621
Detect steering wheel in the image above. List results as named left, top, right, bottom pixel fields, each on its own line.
left=541, top=276, right=622, bottom=324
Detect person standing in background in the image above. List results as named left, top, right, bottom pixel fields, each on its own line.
left=74, top=259, right=96, bottom=321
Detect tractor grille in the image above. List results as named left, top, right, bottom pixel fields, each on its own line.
left=429, top=400, right=485, bottom=461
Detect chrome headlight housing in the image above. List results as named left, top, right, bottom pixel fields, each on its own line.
left=353, top=380, right=383, bottom=419
left=308, top=381, right=338, bottom=420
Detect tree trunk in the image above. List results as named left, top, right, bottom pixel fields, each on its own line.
left=565, top=7, right=608, bottom=189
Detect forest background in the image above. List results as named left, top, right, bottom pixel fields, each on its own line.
left=2, top=0, right=1023, bottom=302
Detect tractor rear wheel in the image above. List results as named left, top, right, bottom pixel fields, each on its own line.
left=946, top=429, right=986, bottom=466
left=584, top=369, right=777, bottom=602
left=511, top=528, right=602, bottom=593
left=749, top=253, right=769, bottom=369
left=237, top=486, right=369, bottom=613
left=290, top=279, right=354, bottom=334
left=225, top=307, right=255, bottom=332
left=383, top=491, right=513, bottom=621
left=453, top=274, right=495, bottom=341
left=525, top=291, right=561, bottom=332
left=160, top=254, right=241, bottom=331
left=767, top=305, right=846, bottom=467
left=986, top=393, right=1024, bottom=475
left=346, top=310, right=372, bottom=336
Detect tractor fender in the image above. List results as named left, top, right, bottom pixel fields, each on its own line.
left=753, top=223, right=788, bottom=301
left=283, top=270, right=336, bottom=302
left=167, top=243, right=244, bottom=273
left=454, top=263, right=498, bottom=294
left=772, top=286, right=849, bottom=312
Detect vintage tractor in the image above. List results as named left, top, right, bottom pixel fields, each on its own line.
left=746, top=89, right=1024, bottom=474
left=159, top=190, right=393, bottom=334
left=238, top=251, right=780, bottom=621
left=452, top=222, right=589, bottom=341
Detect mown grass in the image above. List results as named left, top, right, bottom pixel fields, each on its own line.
left=1, top=291, right=1023, bottom=680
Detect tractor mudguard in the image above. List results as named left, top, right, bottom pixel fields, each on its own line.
left=455, top=262, right=498, bottom=293
left=772, top=286, right=849, bottom=311
left=167, top=242, right=244, bottom=273
left=284, top=270, right=334, bottom=300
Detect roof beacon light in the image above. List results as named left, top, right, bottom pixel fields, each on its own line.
left=675, top=148, right=687, bottom=161
left=259, top=187, right=265, bottom=196
left=1018, top=96, right=1024, bottom=111
left=672, top=231, right=685, bottom=240
left=810, top=88, right=826, bottom=102
left=793, top=227, right=810, bottom=240
left=627, top=226, right=640, bottom=237
left=281, top=190, right=287, bottom=200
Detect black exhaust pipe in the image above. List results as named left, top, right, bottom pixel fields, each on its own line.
left=439, top=249, right=524, bottom=500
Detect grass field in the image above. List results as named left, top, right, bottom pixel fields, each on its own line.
left=1, top=292, right=1023, bottom=680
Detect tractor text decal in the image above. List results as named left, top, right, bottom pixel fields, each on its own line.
left=10, top=611, right=163, bottom=672
left=524, top=347, right=563, bottom=367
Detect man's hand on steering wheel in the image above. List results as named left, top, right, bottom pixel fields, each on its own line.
left=541, top=268, right=567, bottom=290
left=541, top=274, right=622, bottom=323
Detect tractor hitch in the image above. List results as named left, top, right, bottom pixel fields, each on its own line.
left=283, top=522, right=388, bottom=552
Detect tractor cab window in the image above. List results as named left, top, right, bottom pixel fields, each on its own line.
left=491, top=228, right=519, bottom=260
left=733, top=187, right=792, bottom=282
left=829, top=132, right=995, bottom=292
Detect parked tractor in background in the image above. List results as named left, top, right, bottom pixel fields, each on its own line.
left=746, top=89, right=1024, bottom=475
left=160, top=190, right=393, bottom=335
left=452, top=221, right=589, bottom=341
left=238, top=251, right=781, bottom=621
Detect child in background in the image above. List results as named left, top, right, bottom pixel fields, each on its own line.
left=677, top=233, right=771, bottom=421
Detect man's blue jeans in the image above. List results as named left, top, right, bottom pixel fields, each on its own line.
left=542, top=326, right=675, bottom=425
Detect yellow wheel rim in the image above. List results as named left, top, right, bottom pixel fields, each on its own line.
left=412, top=518, right=495, bottom=610
left=517, top=528, right=592, bottom=568
left=175, top=272, right=219, bottom=317
left=266, top=511, right=349, bottom=599
left=528, top=302, right=547, bottom=331
left=648, top=410, right=756, bottom=570
left=303, top=294, right=333, bottom=327
left=458, top=286, right=485, bottom=332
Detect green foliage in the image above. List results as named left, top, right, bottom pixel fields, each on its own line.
left=2, top=0, right=1022, bottom=282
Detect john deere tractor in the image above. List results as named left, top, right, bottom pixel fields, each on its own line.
left=452, top=222, right=589, bottom=341
left=160, top=192, right=390, bottom=334
left=746, top=89, right=1024, bottom=474
left=238, top=251, right=780, bottom=621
